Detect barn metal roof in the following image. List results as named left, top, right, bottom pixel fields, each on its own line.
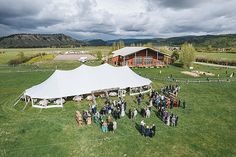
left=112, top=47, right=171, bottom=57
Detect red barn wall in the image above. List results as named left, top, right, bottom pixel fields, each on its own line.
left=110, top=48, right=172, bottom=67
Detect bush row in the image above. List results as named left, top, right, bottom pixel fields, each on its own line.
left=8, top=53, right=47, bottom=65
left=196, top=57, right=236, bottom=66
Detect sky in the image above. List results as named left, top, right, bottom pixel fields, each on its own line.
left=0, top=0, right=235, bottom=40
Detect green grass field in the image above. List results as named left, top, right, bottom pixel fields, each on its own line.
left=0, top=47, right=111, bottom=64
left=1, top=47, right=236, bottom=65
left=0, top=48, right=236, bottom=157
left=196, top=52, right=236, bottom=61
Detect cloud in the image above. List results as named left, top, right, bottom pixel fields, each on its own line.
left=146, top=0, right=205, bottom=10
left=0, top=0, right=235, bottom=39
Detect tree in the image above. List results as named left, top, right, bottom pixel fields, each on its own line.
left=96, top=51, right=102, bottom=60
left=130, top=43, right=135, bottom=47
left=112, top=42, right=117, bottom=51
left=118, top=40, right=125, bottom=49
left=144, top=42, right=153, bottom=48
left=171, top=51, right=179, bottom=62
left=179, top=43, right=196, bottom=68
left=207, top=44, right=212, bottom=51
left=17, top=52, right=25, bottom=60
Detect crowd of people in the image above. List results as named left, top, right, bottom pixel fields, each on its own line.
left=101, top=116, right=117, bottom=133
left=76, top=84, right=183, bottom=137
left=150, top=86, right=183, bottom=110
left=140, top=120, right=156, bottom=137
left=161, top=84, right=180, bottom=97
left=87, top=97, right=128, bottom=133
left=157, top=107, right=179, bottom=127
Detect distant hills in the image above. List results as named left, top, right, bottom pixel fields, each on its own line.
left=0, top=33, right=236, bottom=48
left=106, top=34, right=236, bottom=48
left=0, top=34, right=84, bottom=48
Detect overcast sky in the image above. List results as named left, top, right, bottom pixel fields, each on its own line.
left=0, top=0, right=235, bottom=40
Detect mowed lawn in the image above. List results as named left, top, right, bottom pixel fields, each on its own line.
left=0, top=63, right=236, bottom=157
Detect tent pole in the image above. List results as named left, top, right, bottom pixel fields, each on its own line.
left=22, top=101, right=29, bottom=111
left=92, top=92, right=96, bottom=105
left=13, top=98, right=21, bottom=107
left=24, top=94, right=27, bottom=104
left=13, top=92, right=24, bottom=106
left=105, top=90, right=109, bottom=100
left=61, top=97, right=63, bottom=107
left=31, top=98, right=34, bottom=107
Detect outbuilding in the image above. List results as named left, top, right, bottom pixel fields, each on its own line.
left=109, top=47, right=173, bottom=67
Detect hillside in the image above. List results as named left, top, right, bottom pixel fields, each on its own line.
left=106, top=34, right=236, bottom=48
left=0, top=34, right=84, bottom=48
left=86, top=39, right=107, bottom=46
left=1, top=33, right=236, bottom=48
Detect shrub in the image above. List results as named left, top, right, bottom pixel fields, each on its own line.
left=171, top=51, right=179, bottom=61
left=96, top=51, right=102, bottom=60
left=8, top=53, right=48, bottom=65
left=27, top=54, right=55, bottom=64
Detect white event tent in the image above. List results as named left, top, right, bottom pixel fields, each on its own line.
left=22, top=63, right=152, bottom=108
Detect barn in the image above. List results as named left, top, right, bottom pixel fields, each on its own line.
left=109, top=47, right=173, bottom=67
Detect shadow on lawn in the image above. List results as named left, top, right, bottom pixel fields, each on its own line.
left=172, top=62, right=183, bottom=68
left=135, top=122, right=142, bottom=135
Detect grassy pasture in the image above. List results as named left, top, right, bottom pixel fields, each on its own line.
left=196, top=52, right=236, bottom=61
left=0, top=47, right=111, bottom=64
left=0, top=59, right=236, bottom=157
left=1, top=47, right=236, bottom=65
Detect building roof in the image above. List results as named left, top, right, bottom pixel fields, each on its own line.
left=25, top=63, right=151, bottom=99
left=112, top=47, right=171, bottom=57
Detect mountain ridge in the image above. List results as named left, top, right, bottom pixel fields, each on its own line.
left=1, top=33, right=236, bottom=48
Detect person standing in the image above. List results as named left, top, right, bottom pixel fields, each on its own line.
left=140, top=120, right=145, bottom=135
left=133, top=108, right=138, bottom=119
left=145, top=126, right=150, bottom=137
left=117, top=107, right=121, bottom=119
left=170, top=99, right=173, bottom=109
left=113, top=121, right=117, bottom=133
left=183, top=100, right=186, bottom=109
left=121, top=103, right=125, bottom=117
left=151, top=124, right=156, bottom=137
left=167, top=115, right=170, bottom=126
left=128, top=109, right=132, bottom=119
left=137, top=96, right=141, bottom=105
left=141, top=108, right=145, bottom=117
left=172, top=116, right=176, bottom=127
left=175, top=116, right=179, bottom=126
left=108, top=121, right=113, bottom=132
left=146, top=108, right=151, bottom=118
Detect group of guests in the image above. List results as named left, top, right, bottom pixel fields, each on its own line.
left=136, top=93, right=143, bottom=105
left=88, top=97, right=127, bottom=133
left=96, top=98, right=127, bottom=120
left=149, top=88, right=182, bottom=110
left=140, top=107, right=151, bottom=118
left=81, top=85, right=182, bottom=135
left=87, top=106, right=118, bottom=133
left=128, top=108, right=138, bottom=120
left=140, top=120, right=156, bottom=137
left=82, top=110, right=92, bottom=125
left=101, top=116, right=117, bottom=133
left=161, top=84, right=180, bottom=97
left=157, top=107, right=179, bottom=127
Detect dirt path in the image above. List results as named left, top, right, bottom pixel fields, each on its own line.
left=194, top=62, right=236, bottom=69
